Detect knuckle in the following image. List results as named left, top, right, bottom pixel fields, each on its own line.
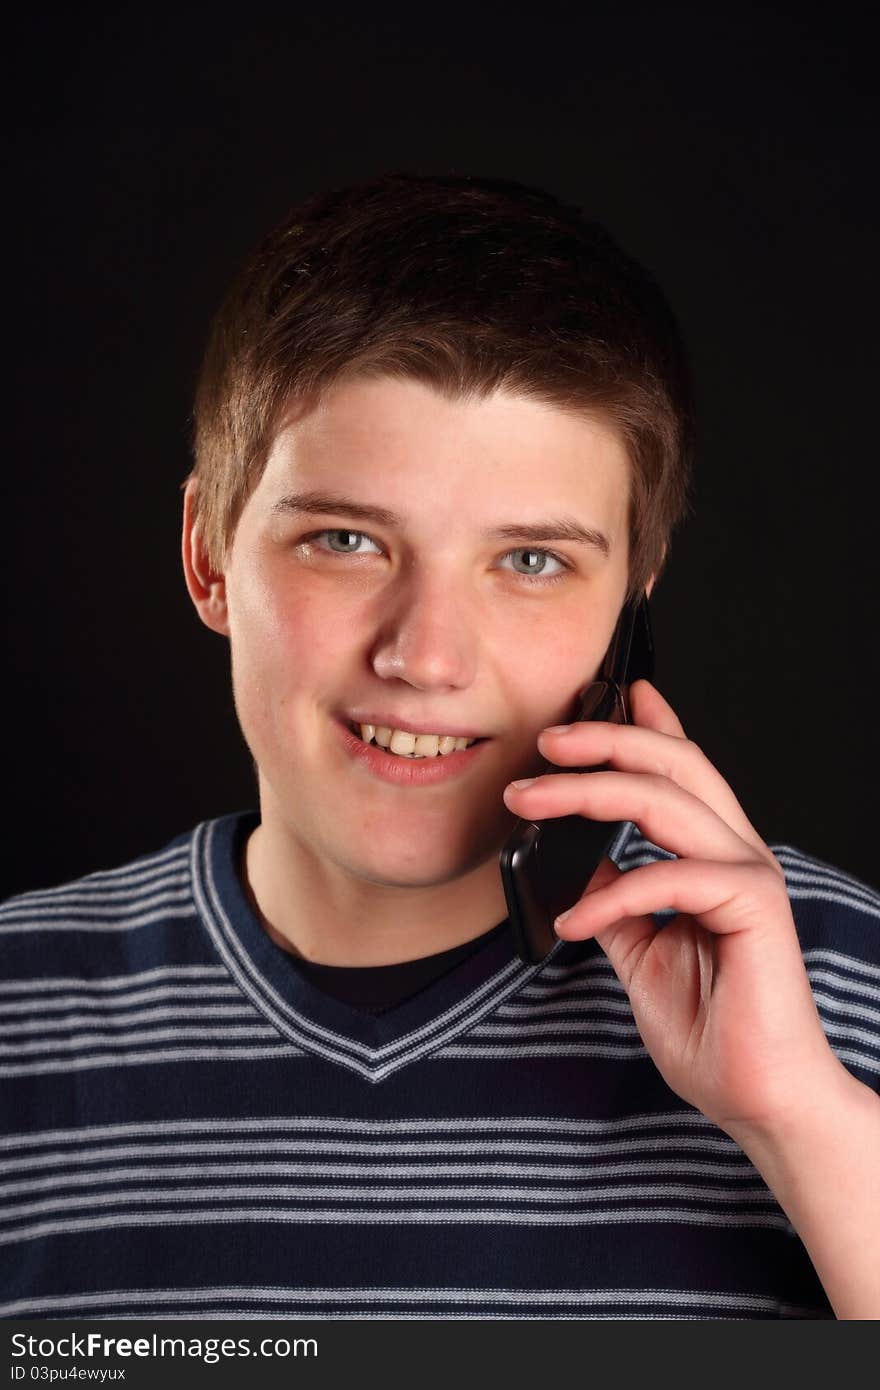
left=647, top=750, right=676, bottom=780
left=751, top=860, right=791, bottom=905
left=643, top=771, right=667, bottom=791
left=725, top=861, right=774, bottom=911
left=681, top=735, right=709, bottom=769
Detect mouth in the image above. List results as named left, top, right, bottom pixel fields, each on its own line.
left=333, top=713, right=495, bottom=789
left=344, top=718, right=489, bottom=759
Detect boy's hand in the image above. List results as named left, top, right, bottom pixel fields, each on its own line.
left=502, top=679, right=847, bottom=1141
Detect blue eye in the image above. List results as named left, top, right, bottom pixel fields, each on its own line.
left=304, top=531, right=569, bottom=585
left=316, top=529, right=381, bottom=554
left=502, top=547, right=567, bottom=582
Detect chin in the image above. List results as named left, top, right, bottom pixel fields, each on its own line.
left=352, top=853, right=472, bottom=891
left=343, top=833, right=496, bottom=890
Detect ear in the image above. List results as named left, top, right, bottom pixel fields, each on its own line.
left=181, top=477, right=230, bottom=637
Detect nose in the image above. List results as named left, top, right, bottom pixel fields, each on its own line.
left=369, top=564, right=479, bottom=691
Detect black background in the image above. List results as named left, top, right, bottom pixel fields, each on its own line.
left=5, top=2, right=877, bottom=898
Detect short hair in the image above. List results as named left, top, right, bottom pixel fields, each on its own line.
left=191, top=172, right=695, bottom=599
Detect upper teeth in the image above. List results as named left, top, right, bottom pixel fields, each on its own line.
left=357, top=724, right=477, bottom=757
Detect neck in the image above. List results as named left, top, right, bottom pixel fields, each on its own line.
left=240, top=811, right=512, bottom=968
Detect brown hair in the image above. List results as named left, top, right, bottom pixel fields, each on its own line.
left=191, top=172, right=695, bottom=599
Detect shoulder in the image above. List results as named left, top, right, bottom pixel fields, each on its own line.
left=770, top=843, right=880, bottom=1093
left=765, top=843, right=880, bottom=983
left=768, top=841, right=880, bottom=937
left=1, top=828, right=195, bottom=925
left=0, top=825, right=206, bottom=984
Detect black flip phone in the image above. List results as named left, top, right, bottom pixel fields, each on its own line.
left=499, top=594, right=655, bottom=964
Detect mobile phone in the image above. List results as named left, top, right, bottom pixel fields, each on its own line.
left=499, top=594, right=655, bottom=963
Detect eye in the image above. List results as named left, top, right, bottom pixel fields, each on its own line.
left=500, top=547, right=569, bottom=583
left=310, top=529, right=382, bottom=555
left=301, top=531, right=570, bottom=584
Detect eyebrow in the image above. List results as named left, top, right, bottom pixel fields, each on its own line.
left=270, top=490, right=611, bottom=556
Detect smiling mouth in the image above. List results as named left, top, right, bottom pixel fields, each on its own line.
left=345, top=719, right=489, bottom=759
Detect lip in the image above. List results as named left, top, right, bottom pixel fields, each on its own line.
left=334, top=716, right=491, bottom=787
left=343, top=711, right=489, bottom=739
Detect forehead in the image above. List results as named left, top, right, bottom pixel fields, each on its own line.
left=255, top=376, right=631, bottom=533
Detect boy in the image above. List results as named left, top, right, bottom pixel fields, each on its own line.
left=2, top=173, right=878, bottom=1320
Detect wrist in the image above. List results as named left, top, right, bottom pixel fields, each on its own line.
left=725, top=1061, right=874, bottom=1173
left=724, top=1066, right=880, bottom=1320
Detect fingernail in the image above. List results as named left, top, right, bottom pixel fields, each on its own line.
left=542, top=724, right=572, bottom=736
left=507, top=778, right=537, bottom=791
left=555, top=909, right=573, bottom=928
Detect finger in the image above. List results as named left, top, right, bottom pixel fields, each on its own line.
left=628, top=678, right=687, bottom=738
left=503, top=769, right=768, bottom=868
left=536, top=722, right=774, bottom=865
left=556, top=856, right=793, bottom=944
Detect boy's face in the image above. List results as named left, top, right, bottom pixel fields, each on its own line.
left=187, top=376, right=634, bottom=890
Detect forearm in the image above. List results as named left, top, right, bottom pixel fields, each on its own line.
left=727, top=1064, right=880, bottom=1320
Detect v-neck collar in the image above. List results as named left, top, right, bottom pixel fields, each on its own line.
left=189, top=812, right=559, bottom=1083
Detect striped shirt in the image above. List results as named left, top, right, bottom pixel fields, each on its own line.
left=1, top=811, right=878, bottom=1320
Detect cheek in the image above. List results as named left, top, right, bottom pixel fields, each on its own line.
left=509, top=609, right=618, bottom=728
left=227, top=570, right=334, bottom=719
left=521, top=606, right=609, bottom=679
